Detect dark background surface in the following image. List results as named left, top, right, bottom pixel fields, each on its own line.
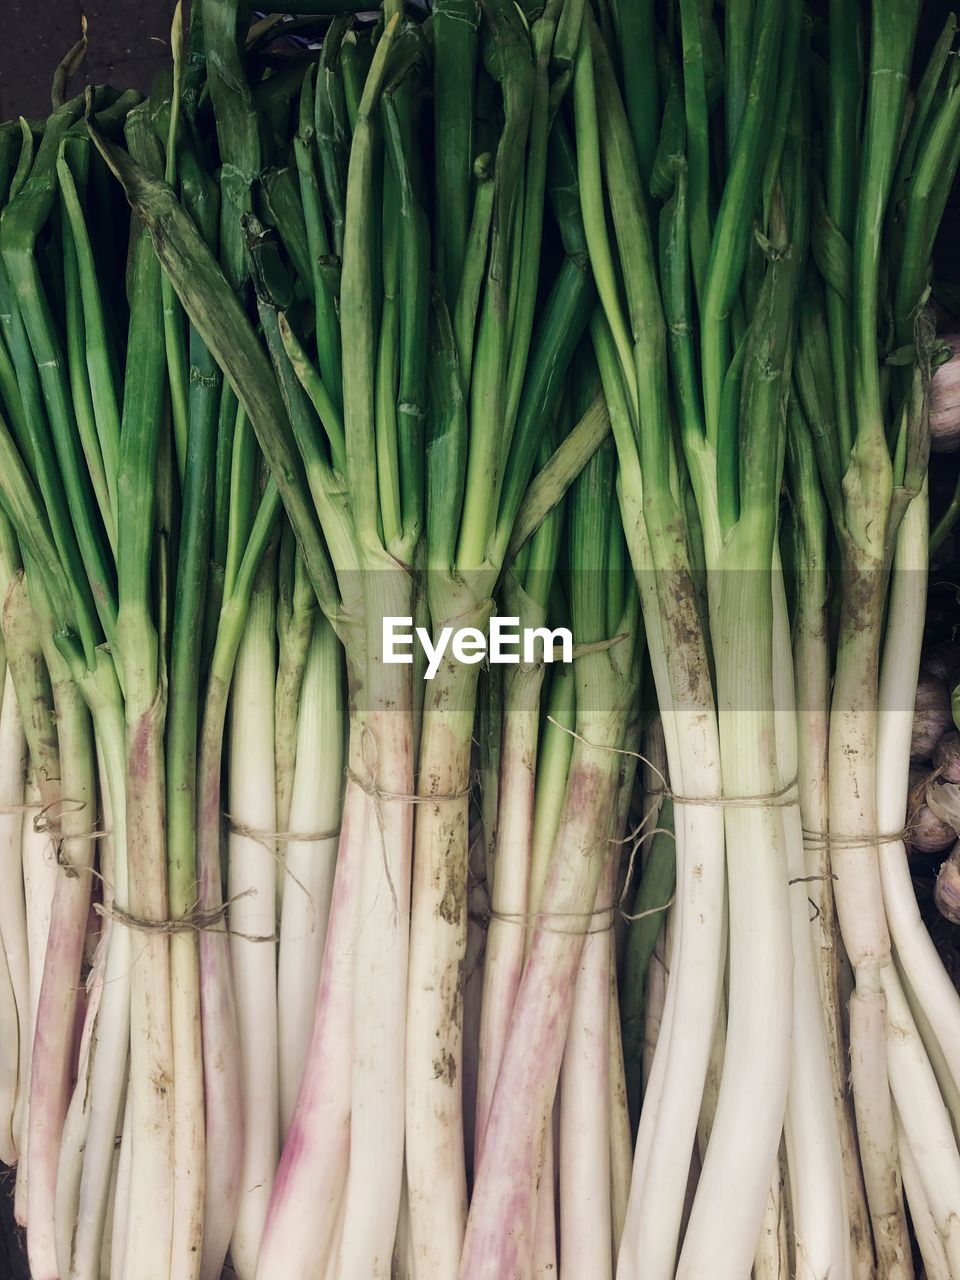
left=0, top=0, right=179, bottom=123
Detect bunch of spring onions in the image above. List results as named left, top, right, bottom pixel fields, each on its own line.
left=1, top=1, right=960, bottom=1279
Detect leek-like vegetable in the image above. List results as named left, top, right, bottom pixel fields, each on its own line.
left=0, top=6, right=958, bottom=1279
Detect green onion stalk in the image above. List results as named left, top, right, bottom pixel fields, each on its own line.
left=156, top=15, right=227, bottom=1277
left=559, top=782, right=620, bottom=1275
left=1, top=569, right=62, bottom=1230
left=192, top=476, right=280, bottom=1280
left=0, top=648, right=25, bottom=1172
left=197, top=0, right=266, bottom=660
left=85, top=115, right=321, bottom=1273
left=558, top=450, right=643, bottom=1275
left=0, top=553, right=27, bottom=1176
left=572, top=22, right=726, bottom=1279
left=785, top=400, right=872, bottom=1270
left=225, top=552, right=280, bottom=1274
left=159, top=4, right=287, bottom=1268
left=272, top=534, right=316, bottom=901
left=896, top=1102, right=950, bottom=1279
left=276, top=607, right=344, bottom=1135
left=0, top=68, right=254, bottom=1280
left=797, top=2, right=960, bottom=1270
left=37, top=640, right=101, bottom=1280
left=92, top=12, right=422, bottom=1276
left=0, top=571, right=61, bottom=822
left=84, top=7, right=326, bottom=1274
left=23, top=632, right=97, bottom=1280
left=56, top=748, right=118, bottom=1280
left=473, top=368, right=629, bottom=1271
left=175, top=7, right=378, bottom=1269
left=0, top=92, right=132, bottom=1280
left=473, top=430, right=565, bottom=1164
left=878, top=42, right=960, bottom=1267
left=875, top=400, right=960, bottom=1254
left=593, top=7, right=865, bottom=1269
left=772, top=531, right=849, bottom=1278
left=678, top=37, right=846, bottom=1277
left=188, top=119, right=291, bottom=1271
left=192, top=245, right=304, bottom=1280
left=0, top=525, right=36, bottom=1166
left=469, top=377, right=612, bottom=1263
left=407, top=7, right=598, bottom=1270
left=39, top=89, right=171, bottom=1280
left=0, top=420, right=113, bottom=1278
left=258, top=21, right=420, bottom=1276
left=819, top=2, right=918, bottom=1255
left=876, top=478, right=960, bottom=1273
left=574, top=4, right=850, bottom=1273
left=67, top=54, right=237, bottom=1280
left=53, top=731, right=116, bottom=1278
left=111, top=103, right=179, bottom=1280
left=524, top=659, right=576, bottom=1274
left=461, top=438, right=640, bottom=1278
left=9, top=62, right=268, bottom=1280
left=16, top=770, right=58, bottom=1229
left=404, top=0, right=515, bottom=1255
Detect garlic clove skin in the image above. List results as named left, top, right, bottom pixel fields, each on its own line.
left=906, top=767, right=957, bottom=855
left=931, top=335, right=960, bottom=453
left=912, top=674, right=954, bottom=763
left=924, top=777, right=960, bottom=830
left=935, top=731, right=960, bottom=784
left=935, top=843, right=960, bottom=925
left=911, top=803, right=957, bottom=854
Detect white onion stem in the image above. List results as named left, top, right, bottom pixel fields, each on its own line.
left=278, top=614, right=344, bottom=1134
left=228, top=571, right=280, bottom=1278
left=559, top=854, right=614, bottom=1280
left=0, top=665, right=26, bottom=1165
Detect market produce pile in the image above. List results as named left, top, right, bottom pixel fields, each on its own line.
left=2, top=0, right=960, bottom=1277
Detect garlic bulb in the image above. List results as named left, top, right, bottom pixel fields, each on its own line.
left=935, top=843, right=960, bottom=925
left=931, top=335, right=960, bottom=452
left=911, top=675, right=954, bottom=763
left=908, top=766, right=957, bottom=854
left=911, top=802, right=957, bottom=854
left=935, top=732, right=960, bottom=784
